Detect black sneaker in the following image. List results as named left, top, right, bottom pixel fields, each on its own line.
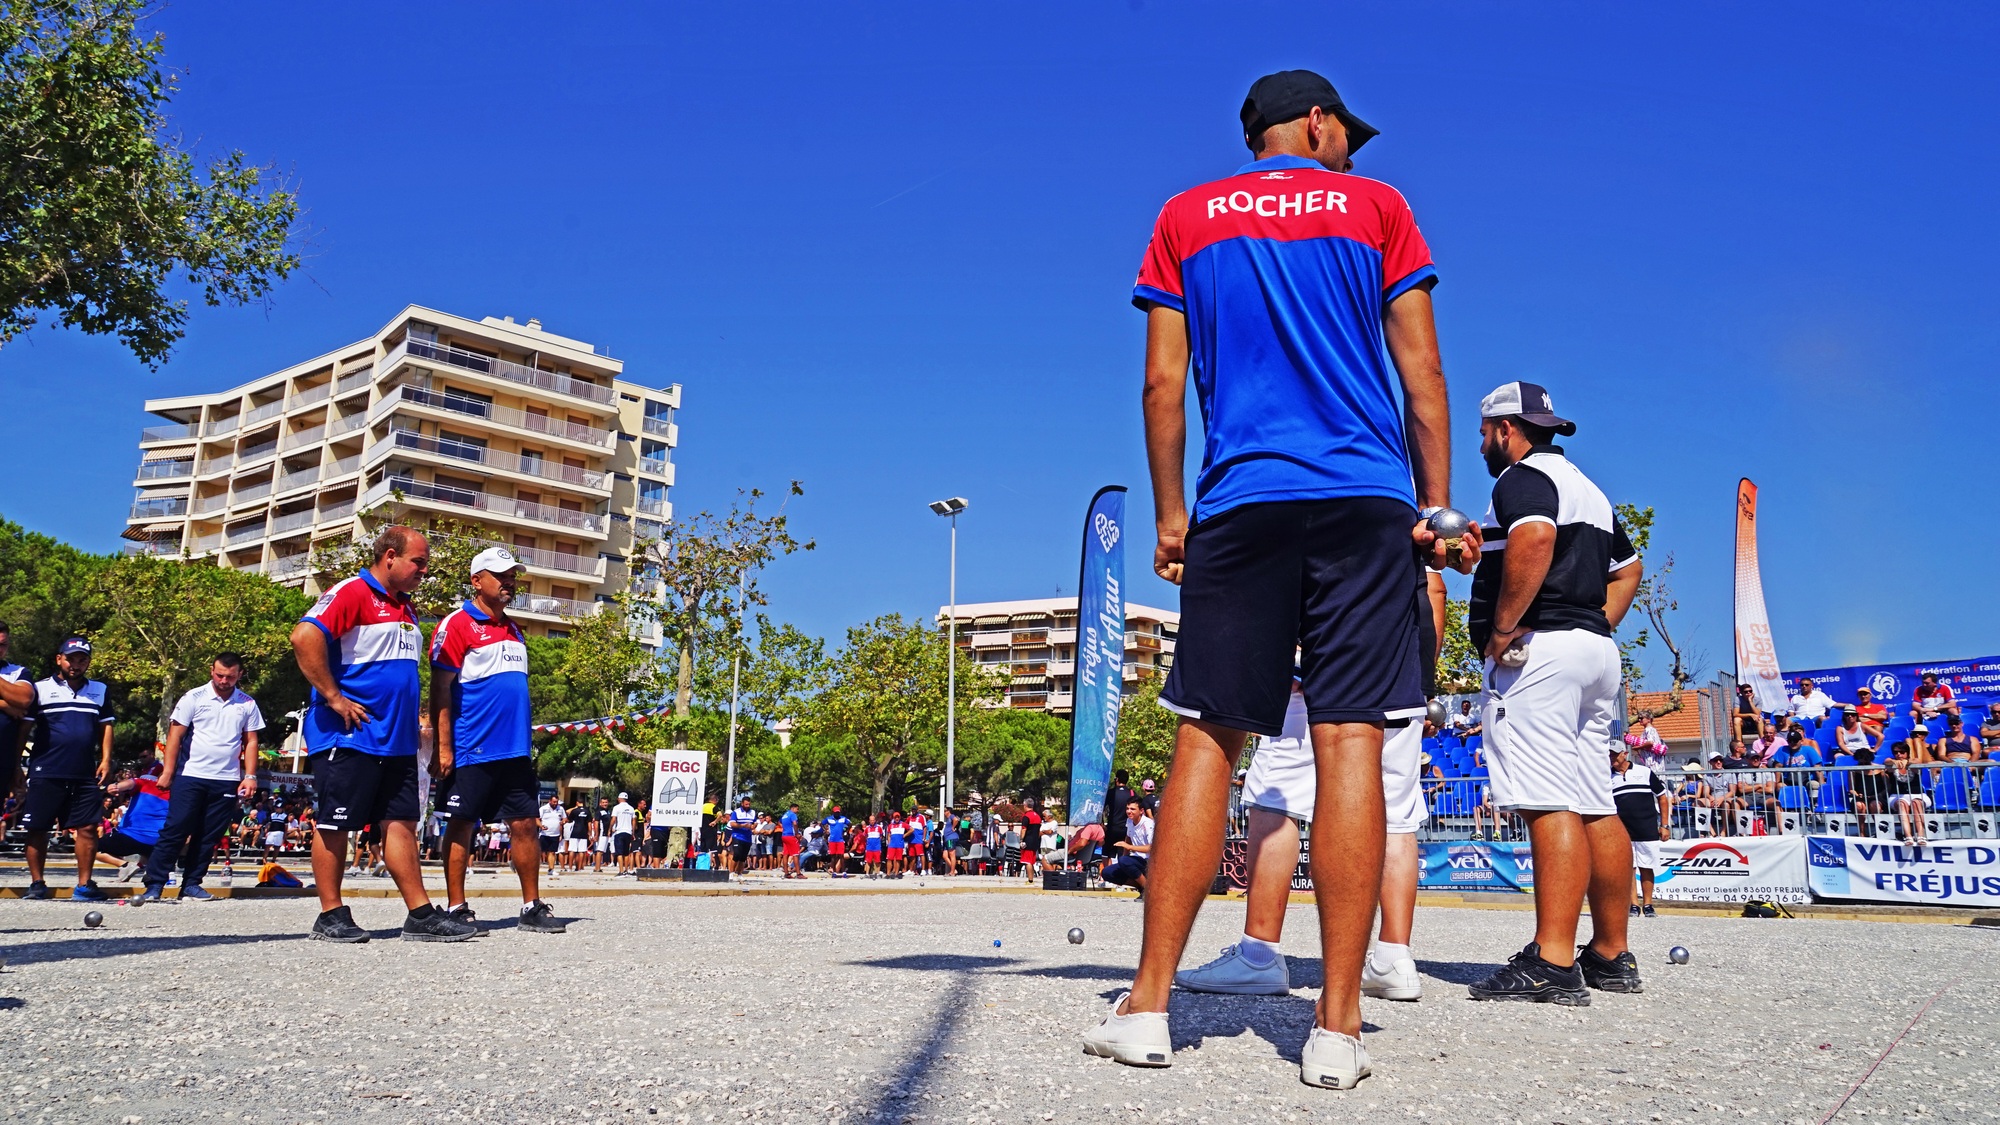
left=22, top=881, right=52, bottom=901
left=1467, top=943, right=1591, bottom=1006
left=1641, top=904, right=1657, bottom=919
left=1577, top=945, right=1644, bottom=993
left=309, top=905, right=370, bottom=943
left=518, top=901, right=567, bottom=934
left=1628, top=904, right=1641, bottom=917
left=401, top=907, right=478, bottom=942
left=445, top=903, right=478, bottom=926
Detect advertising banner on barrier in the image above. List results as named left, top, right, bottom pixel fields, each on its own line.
left=1067, top=486, right=1127, bottom=830
left=649, top=750, right=708, bottom=828
left=1807, top=836, right=2000, bottom=907
left=1419, top=841, right=1534, bottom=892
left=1652, top=836, right=1809, bottom=904
left=1781, top=656, right=2000, bottom=710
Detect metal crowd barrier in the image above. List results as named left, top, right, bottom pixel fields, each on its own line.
left=1410, top=759, right=2000, bottom=842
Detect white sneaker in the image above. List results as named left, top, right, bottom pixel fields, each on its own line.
left=1299, top=1026, right=1371, bottom=1089
left=1360, top=952, right=1423, bottom=1001
left=116, top=858, right=141, bottom=882
left=1173, top=945, right=1291, bottom=995
left=1081, top=992, right=1172, bottom=1067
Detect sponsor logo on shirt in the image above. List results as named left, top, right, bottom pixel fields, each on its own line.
left=1205, top=188, right=1349, bottom=219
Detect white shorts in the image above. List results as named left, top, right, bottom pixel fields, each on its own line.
left=1240, top=694, right=1427, bottom=832
left=265, top=831, right=286, bottom=848
left=1631, top=839, right=1660, bottom=872
left=1480, top=628, right=1621, bottom=816
left=566, top=838, right=590, bottom=854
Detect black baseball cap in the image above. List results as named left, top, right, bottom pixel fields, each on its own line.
left=1240, top=70, right=1378, bottom=153
left=1479, top=381, right=1578, bottom=436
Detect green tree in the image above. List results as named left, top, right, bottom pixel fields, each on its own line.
left=0, top=0, right=300, bottom=365
left=1437, top=598, right=1482, bottom=695
left=0, top=514, right=108, bottom=672
left=87, top=555, right=311, bottom=741
left=1114, top=675, right=1176, bottom=786
left=955, top=706, right=1071, bottom=806
left=1611, top=502, right=1696, bottom=717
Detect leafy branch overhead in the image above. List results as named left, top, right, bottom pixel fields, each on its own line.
left=0, top=0, right=301, bottom=364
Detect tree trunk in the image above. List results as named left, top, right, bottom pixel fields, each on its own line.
left=673, top=645, right=694, bottom=753
left=155, top=672, right=180, bottom=748
left=871, top=754, right=892, bottom=817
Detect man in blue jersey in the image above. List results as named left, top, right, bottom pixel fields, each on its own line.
left=290, top=526, right=473, bottom=943
left=727, top=796, right=756, bottom=874
left=780, top=803, right=802, bottom=879
left=821, top=806, right=851, bottom=877
left=141, top=653, right=264, bottom=902
left=431, top=548, right=564, bottom=934
left=1085, top=70, right=1477, bottom=1090
left=20, top=636, right=116, bottom=901
left=98, top=762, right=171, bottom=883
left=0, top=623, right=32, bottom=817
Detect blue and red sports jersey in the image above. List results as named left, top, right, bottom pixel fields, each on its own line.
left=431, top=601, right=531, bottom=766
left=120, top=776, right=170, bottom=846
left=824, top=814, right=849, bottom=842
left=301, top=570, right=422, bottom=757
left=1133, top=153, right=1437, bottom=523
left=888, top=823, right=905, bottom=849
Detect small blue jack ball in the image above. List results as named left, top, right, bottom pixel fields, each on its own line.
left=993, top=939, right=1003, bottom=948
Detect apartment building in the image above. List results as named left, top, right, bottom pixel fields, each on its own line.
left=122, top=306, right=680, bottom=638
left=937, top=597, right=1178, bottom=714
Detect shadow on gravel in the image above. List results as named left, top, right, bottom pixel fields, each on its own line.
left=0, top=998, right=22, bottom=1009
left=1163, top=993, right=1382, bottom=1060
left=2, top=931, right=304, bottom=966
left=1285, top=955, right=1324, bottom=988
left=856, top=970, right=979, bottom=1122
left=1416, top=958, right=1501, bottom=985
left=845, top=954, right=1130, bottom=984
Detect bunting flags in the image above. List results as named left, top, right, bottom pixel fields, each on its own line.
left=531, top=703, right=673, bottom=736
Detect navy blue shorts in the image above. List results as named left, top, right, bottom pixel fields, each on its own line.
left=1161, top=496, right=1426, bottom=737
left=17, top=778, right=105, bottom=833
left=434, top=757, right=540, bottom=824
left=310, top=749, right=419, bottom=831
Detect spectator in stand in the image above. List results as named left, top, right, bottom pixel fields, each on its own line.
left=1847, top=686, right=1887, bottom=739
left=1702, top=752, right=1741, bottom=834
left=1610, top=745, right=1669, bottom=918
left=1448, top=700, right=1481, bottom=737
left=1788, top=678, right=1836, bottom=724
left=1733, top=683, right=1767, bottom=742
left=1981, top=710, right=2000, bottom=751
left=1849, top=747, right=1888, bottom=833
left=1833, top=709, right=1878, bottom=762
left=1911, top=672, right=1958, bottom=728
left=1720, top=738, right=1750, bottom=773
left=1935, top=715, right=1982, bottom=762
left=1737, top=748, right=1781, bottom=830
left=1884, top=741, right=1930, bottom=846
left=1674, top=762, right=1709, bottom=837
left=1101, top=800, right=1153, bottom=894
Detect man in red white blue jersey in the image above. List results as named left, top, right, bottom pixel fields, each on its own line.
left=1085, top=69, right=1477, bottom=1090
left=430, top=547, right=563, bottom=934
left=290, top=526, right=473, bottom=944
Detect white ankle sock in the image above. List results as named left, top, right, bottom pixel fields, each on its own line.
left=1370, top=942, right=1411, bottom=970
left=1238, top=934, right=1280, bottom=967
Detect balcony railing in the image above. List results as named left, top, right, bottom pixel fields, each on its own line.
left=508, top=543, right=608, bottom=579
left=329, top=413, right=368, bottom=439
left=280, top=424, right=325, bottom=452
left=319, top=500, right=356, bottom=523
left=635, top=496, right=669, bottom=518
left=276, top=466, right=320, bottom=494
left=242, top=401, right=284, bottom=427
left=324, top=454, right=361, bottom=480
left=141, top=422, right=198, bottom=442
left=198, top=453, right=235, bottom=477
left=367, top=478, right=607, bottom=535
left=269, top=509, right=317, bottom=536
left=188, top=532, right=222, bottom=553
left=136, top=459, right=194, bottom=481
left=638, top=456, right=671, bottom=478
left=291, top=384, right=330, bottom=410
left=642, top=416, right=674, bottom=438
left=377, top=385, right=617, bottom=449
left=232, top=481, right=273, bottom=506
left=390, top=338, right=614, bottom=405
left=269, top=554, right=314, bottom=580
left=335, top=368, right=373, bottom=396
left=386, top=428, right=609, bottom=490
left=122, top=540, right=181, bottom=557
left=512, top=593, right=603, bottom=620
left=226, top=521, right=267, bottom=544
left=204, top=416, right=240, bottom=438
left=191, top=494, right=227, bottom=516
left=237, top=440, right=278, bottom=465
left=129, top=497, right=188, bottom=520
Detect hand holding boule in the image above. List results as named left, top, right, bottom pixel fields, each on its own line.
left=1422, top=508, right=1480, bottom=572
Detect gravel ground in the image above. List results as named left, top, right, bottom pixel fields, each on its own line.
left=0, top=890, right=1994, bottom=1124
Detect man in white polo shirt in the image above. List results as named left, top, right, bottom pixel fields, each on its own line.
left=141, top=653, right=264, bottom=901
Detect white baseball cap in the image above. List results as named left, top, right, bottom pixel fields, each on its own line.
left=470, top=547, right=521, bottom=576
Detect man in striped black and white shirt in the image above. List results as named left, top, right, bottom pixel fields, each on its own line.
left=1465, top=382, right=1645, bottom=1005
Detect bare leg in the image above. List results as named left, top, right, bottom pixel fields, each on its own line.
left=1520, top=809, right=1587, bottom=968
left=1125, top=718, right=1249, bottom=1014
left=73, top=826, right=98, bottom=886
left=1378, top=832, right=1418, bottom=946
left=380, top=820, right=431, bottom=911
left=313, top=828, right=348, bottom=911
left=1242, top=808, right=1299, bottom=943
left=443, top=820, right=475, bottom=907
left=24, top=831, right=47, bottom=885
left=509, top=818, right=542, bottom=904
left=1308, top=722, right=1385, bottom=1037
left=1581, top=814, right=1631, bottom=959
left=1638, top=867, right=1654, bottom=906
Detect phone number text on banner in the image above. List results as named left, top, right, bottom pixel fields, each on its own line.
left=1807, top=836, right=2000, bottom=907
left=1652, top=836, right=1808, bottom=904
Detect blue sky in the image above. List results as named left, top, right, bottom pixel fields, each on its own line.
left=3, top=2, right=1994, bottom=683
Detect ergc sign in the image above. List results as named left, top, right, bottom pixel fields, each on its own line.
left=649, top=750, right=708, bottom=828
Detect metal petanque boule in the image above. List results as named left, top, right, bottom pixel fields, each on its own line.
left=83, top=910, right=104, bottom=928
left=1668, top=945, right=1691, bottom=965
left=1426, top=699, right=1448, bottom=727
left=1067, top=927, right=1085, bottom=945
left=1425, top=507, right=1473, bottom=566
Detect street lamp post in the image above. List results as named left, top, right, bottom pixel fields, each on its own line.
left=928, top=497, right=969, bottom=810
left=724, top=568, right=745, bottom=808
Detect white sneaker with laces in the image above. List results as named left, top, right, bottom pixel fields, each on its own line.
left=1360, top=951, right=1422, bottom=1001
left=1173, top=945, right=1291, bottom=995
left=1081, top=992, right=1172, bottom=1067
left=1299, top=1026, right=1371, bottom=1089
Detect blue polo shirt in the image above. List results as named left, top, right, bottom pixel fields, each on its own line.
left=729, top=805, right=755, bottom=842
left=430, top=600, right=531, bottom=766
left=301, top=570, right=422, bottom=756
left=0, top=662, right=28, bottom=767
left=824, top=814, right=849, bottom=843
left=28, top=675, right=114, bottom=779
left=1133, top=154, right=1437, bottom=523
